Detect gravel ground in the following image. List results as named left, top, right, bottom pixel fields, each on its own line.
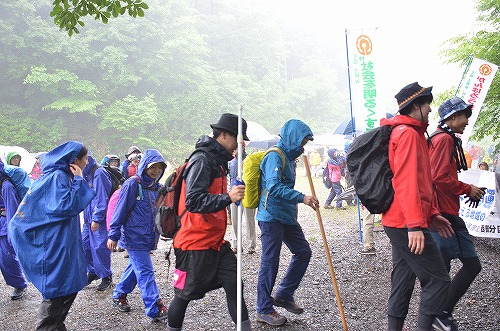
left=0, top=175, right=498, bottom=330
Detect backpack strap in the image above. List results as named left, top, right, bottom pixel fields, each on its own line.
left=130, top=175, right=143, bottom=200
left=427, top=129, right=455, bottom=164
left=260, top=147, right=286, bottom=209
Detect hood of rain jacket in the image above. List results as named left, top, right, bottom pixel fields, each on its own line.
left=8, top=141, right=95, bottom=299
left=256, top=119, right=313, bottom=225
left=108, top=149, right=166, bottom=250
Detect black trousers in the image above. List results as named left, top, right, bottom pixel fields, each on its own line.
left=384, top=227, right=450, bottom=328
left=36, top=293, right=78, bottom=331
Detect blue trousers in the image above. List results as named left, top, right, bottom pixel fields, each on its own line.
left=325, top=182, right=343, bottom=207
left=256, top=221, right=311, bottom=314
left=82, top=222, right=112, bottom=279
left=0, top=235, right=27, bottom=289
left=113, top=250, right=160, bottom=318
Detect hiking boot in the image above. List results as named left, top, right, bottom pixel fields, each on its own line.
left=324, top=205, right=334, bottom=209
left=432, top=311, right=458, bottom=331
left=336, top=206, right=347, bottom=210
left=87, top=273, right=99, bottom=285
left=153, top=299, right=168, bottom=322
left=273, top=297, right=304, bottom=314
left=256, top=311, right=287, bottom=326
left=96, top=277, right=112, bottom=291
left=360, top=247, right=377, bottom=255
left=113, top=294, right=131, bottom=312
left=11, top=287, right=26, bottom=300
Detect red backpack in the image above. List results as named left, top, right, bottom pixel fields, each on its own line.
left=155, top=147, right=211, bottom=239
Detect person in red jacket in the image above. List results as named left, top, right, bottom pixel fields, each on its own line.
left=380, top=82, right=454, bottom=331
left=167, top=113, right=252, bottom=331
left=428, top=97, right=485, bottom=328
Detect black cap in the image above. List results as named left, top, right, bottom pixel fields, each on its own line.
left=210, top=113, right=249, bottom=140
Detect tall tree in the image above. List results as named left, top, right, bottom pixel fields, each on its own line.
left=441, top=0, right=500, bottom=148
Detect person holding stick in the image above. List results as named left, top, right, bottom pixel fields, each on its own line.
left=255, top=119, right=318, bottom=326
left=166, top=113, right=252, bottom=331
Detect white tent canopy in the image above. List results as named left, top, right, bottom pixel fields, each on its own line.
left=0, top=146, right=36, bottom=174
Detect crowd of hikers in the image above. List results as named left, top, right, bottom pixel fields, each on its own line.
left=0, top=82, right=495, bottom=331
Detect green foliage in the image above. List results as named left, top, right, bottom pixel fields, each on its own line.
left=50, top=0, right=149, bottom=36
left=0, top=0, right=348, bottom=162
left=440, top=0, right=500, bottom=148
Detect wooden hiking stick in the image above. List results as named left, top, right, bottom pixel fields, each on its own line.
left=302, top=155, right=348, bottom=331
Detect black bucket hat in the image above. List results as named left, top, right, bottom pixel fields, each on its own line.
left=395, top=82, right=433, bottom=112
left=210, top=113, right=249, bottom=141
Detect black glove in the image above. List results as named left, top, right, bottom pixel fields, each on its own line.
left=465, top=187, right=487, bottom=209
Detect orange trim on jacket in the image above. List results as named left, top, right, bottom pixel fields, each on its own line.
left=173, top=175, right=227, bottom=251
left=428, top=129, right=472, bottom=215
left=380, top=115, right=440, bottom=229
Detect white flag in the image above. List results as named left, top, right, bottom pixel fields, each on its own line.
left=456, top=58, right=498, bottom=144
left=346, top=29, right=385, bottom=133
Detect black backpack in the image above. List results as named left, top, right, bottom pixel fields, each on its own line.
left=91, top=164, right=125, bottom=197
left=346, top=125, right=396, bottom=214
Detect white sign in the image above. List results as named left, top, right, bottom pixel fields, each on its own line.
left=456, top=58, right=498, bottom=144
left=458, top=169, right=499, bottom=238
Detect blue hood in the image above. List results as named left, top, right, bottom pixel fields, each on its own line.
left=277, top=119, right=314, bottom=160
left=41, top=141, right=84, bottom=175
left=137, top=149, right=166, bottom=187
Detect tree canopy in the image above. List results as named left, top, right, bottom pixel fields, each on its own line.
left=441, top=0, right=500, bottom=150
left=51, top=0, right=149, bottom=36
left=0, top=0, right=348, bottom=164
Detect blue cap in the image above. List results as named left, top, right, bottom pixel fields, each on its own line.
left=438, top=97, right=472, bottom=121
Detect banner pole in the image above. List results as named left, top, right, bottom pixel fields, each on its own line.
left=454, top=55, right=474, bottom=96
left=303, top=155, right=349, bottom=331
left=236, top=105, right=243, bottom=331
left=345, top=28, right=363, bottom=243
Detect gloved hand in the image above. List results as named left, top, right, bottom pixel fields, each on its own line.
left=465, top=187, right=486, bottom=208
left=231, top=178, right=245, bottom=206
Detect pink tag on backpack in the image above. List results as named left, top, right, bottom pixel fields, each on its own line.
left=173, top=269, right=187, bottom=290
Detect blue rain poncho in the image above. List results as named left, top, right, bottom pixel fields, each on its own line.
left=8, top=141, right=95, bottom=299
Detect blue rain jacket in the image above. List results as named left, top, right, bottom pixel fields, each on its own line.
left=256, top=119, right=313, bottom=225
left=8, top=141, right=95, bottom=299
left=82, top=154, right=112, bottom=225
left=108, top=149, right=165, bottom=251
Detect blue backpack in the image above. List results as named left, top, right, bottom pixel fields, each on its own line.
left=322, top=166, right=332, bottom=189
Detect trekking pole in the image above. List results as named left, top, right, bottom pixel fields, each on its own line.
left=302, top=155, right=349, bottom=331
left=236, top=105, right=244, bottom=331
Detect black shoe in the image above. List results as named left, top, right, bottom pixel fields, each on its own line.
left=96, top=277, right=112, bottom=291
left=432, top=311, right=458, bottom=331
left=153, top=299, right=168, bottom=322
left=273, top=297, right=304, bottom=314
left=11, top=287, right=26, bottom=300
left=113, top=294, right=131, bottom=312
left=87, top=273, right=99, bottom=285
left=336, top=206, right=347, bottom=210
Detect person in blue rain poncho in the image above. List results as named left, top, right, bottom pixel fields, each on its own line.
left=82, top=152, right=114, bottom=291
left=107, top=149, right=169, bottom=322
left=255, top=119, right=319, bottom=326
left=0, top=159, right=28, bottom=301
left=8, top=141, right=95, bottom=331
